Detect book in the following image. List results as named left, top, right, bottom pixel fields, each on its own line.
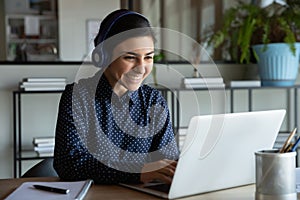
left=228, top=80, right=261, bottom=88
left=21, top=81, right=66, bottom=87
left=23, top=77, right=67, bottom=82
left=37, top=152, right=54, bottom=157
left=20, top=82, right=66, bottom=91
left=34, top=142, right=55, bottom=147
left=34, top=146, right=54, bottom=152
left=5, top=179, right=93, bottom=200
left=33, top=137, right=55, bottom=144
left=183, top=77, right=224, bottom=84
left=20, top=86, right=66, bottom=91
left=184, top=83, right=225, bottom=89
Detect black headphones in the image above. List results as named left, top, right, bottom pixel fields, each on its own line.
left=91, top=10, right=149, bottom=68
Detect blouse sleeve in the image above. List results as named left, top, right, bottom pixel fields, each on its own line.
left=148, top=89, right=180, bottom=161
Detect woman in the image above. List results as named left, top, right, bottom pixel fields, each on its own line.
left=53, top=9, right=179, bottom=184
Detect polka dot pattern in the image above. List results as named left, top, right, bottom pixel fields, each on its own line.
left=53, top=73, right=179, bottom=184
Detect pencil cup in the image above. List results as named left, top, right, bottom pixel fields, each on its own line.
left=255, top=150, right=297, bottom=200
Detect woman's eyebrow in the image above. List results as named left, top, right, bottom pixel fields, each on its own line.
left=123, top=51, right=155, bottom=56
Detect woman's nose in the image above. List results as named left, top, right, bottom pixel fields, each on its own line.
left=134, top=58, right=146, bottom=73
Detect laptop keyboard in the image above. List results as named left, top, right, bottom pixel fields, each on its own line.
left=145, top=183, right=171, bottom=193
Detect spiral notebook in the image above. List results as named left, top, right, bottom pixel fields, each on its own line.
left=5, top=179, right=93, bottom=200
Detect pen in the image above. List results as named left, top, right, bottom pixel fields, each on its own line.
left=33, top=184, right=70, bottom=194
left=284, top=142, right=294, bottom=152
left=291, top=135, right=300, bottom=152
left=280, top=128, right=297, bottom=153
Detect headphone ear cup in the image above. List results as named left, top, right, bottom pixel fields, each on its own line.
left=92, top=45, right=104, bottom=68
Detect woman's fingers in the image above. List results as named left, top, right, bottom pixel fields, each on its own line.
left=140, top=159, right=178, bottom=184
left=155, top=172, right=173, bottom=184
left=159, top=165, right=175, bottom=177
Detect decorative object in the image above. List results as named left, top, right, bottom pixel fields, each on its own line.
left=252, top=43, right=300, bottom=86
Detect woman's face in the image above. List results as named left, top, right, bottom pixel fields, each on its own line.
left=104, top=36, right=154, bottom=96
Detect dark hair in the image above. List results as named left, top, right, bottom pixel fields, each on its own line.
left=93, top=9, right=155, bottom=47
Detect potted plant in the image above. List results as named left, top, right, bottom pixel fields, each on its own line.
left=207, top=0, right=300, bottom=86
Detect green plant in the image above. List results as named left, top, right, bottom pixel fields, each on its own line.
left=207, top=0, right=300, bottom=63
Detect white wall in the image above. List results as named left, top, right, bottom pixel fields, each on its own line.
left=58, top=0, right=120, bottom=61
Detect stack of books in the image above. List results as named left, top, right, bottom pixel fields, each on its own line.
left=33, top=136, right=55, bottom=157
left=182, top=77, right=225, bottom=89
left=20, top=77, right=67, bottom=91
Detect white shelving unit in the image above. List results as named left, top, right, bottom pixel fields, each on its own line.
left=13, top=85, right=300, bottom=177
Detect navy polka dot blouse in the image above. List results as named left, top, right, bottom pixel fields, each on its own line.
left=53, top=72, right=179, bottom=184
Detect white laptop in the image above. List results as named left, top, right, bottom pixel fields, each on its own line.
left=120, top=109, right=286, bottom=199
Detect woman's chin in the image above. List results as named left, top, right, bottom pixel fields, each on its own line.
left=126, top=84, right=141, bottom=91
left=123, top=79, right=143, bottom=91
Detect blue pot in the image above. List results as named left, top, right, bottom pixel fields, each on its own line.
left=252, top=43, right=300, bottom=87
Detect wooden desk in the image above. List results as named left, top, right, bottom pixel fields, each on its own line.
left=0, top=177, right=295, bottom=200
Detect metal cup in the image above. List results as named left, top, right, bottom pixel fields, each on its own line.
left=255, top=149, right=297, bottom=200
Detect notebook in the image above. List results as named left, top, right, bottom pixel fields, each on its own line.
left=120, top=109, right=286, bottom=199
left=5, top=180, right=93, bottom=200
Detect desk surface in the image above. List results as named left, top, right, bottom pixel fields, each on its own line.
left=0, top=177, right=296, bottom=200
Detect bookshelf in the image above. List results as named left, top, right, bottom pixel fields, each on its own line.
left=5, top=14, right=58, bottom=61
left=13, top=90, right=63, bottom=178
left=12, top=85, right=300, bottom=177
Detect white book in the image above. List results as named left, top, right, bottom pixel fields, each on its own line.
left=35, top=142, right=55, bottom=147
left=20, top=86, right=65, bottom=91
left=33, top=137, right=55, bottom=144
left=21, top=81, right=66, bottom=86
left=183, top=77, right=224, bottom=84
left=37, top=152, right=54, bottom=157
left=20, top=84, right=66, bottom=90
left=229, top=80, right=261, bottom=87
left=23, top=77, right=67, bottom=82
left=184, top=83, right=225, bottom=89
left=34, top=146, right=54, bottom=152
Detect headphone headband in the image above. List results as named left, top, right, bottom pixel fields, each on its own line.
left=96, top=10, right=149, bottom=45
left=92, top=9, right=150, bottom=68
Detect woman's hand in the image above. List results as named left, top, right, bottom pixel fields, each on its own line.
left=140, top=159, right=177, bottom=184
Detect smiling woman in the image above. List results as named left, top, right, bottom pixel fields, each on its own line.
left=53, top=9, right=179, bottom=185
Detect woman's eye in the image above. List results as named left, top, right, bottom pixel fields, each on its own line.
left=124, top=56, right=136, bottom=60
left=145, top=56, right=153, bottom=60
